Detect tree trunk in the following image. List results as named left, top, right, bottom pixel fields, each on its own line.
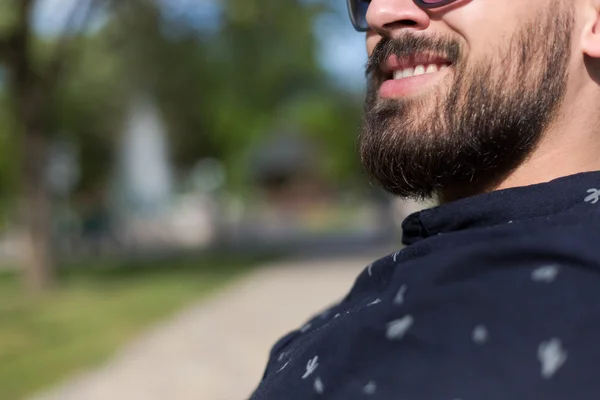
left=8, top=0, right=56, bottom=291
left=13, top=75, right=56, bottom=292
left=20, top=128, right=54, bottom=292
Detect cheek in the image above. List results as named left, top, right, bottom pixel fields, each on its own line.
left=366, top=32, right=381, bottom=56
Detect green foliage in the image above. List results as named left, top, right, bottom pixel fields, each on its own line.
left=279, top=91, right=364, bottom=183
left=51, top=33, right=128, bottom=194
left=203, top=0, right=362, bottom=189
left=0, top=0, right=365, bottom=202
left=0, top=3, right=17, bottom=38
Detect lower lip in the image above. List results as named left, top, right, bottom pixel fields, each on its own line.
left=379, top=69, right=450, bottom=99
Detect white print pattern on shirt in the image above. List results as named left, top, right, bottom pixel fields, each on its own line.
left=332, top=310, right=350, bottom=321
left=363, top=381, right=377, bottom=395
left=538, top=338, right=568, bottom=379
left=585, top=188, right=600, bottom=204
left=302, top=356, right=319, bottom=379
left=277, top=361, right=290, bottom=373
left=386, top=315, right=414, bottom=341
left=472, top=325, right=489, bottom=345
left=300, top=323, right=312, bottom=333
left=367, top=264, right=373, bottom=277
left=394, top=285, right=407, bottom=305
left=393, top=251, right=401, bottom=262
left=367, top=298, right=382, bottom=307
left=277, top=352, right=287, bottom=362
left=314, top=377, right=324, bottom=394
left=532, top=265, right=560, bottom=283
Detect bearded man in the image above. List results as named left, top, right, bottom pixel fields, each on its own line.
left=250, top=1, right=600, bottom=399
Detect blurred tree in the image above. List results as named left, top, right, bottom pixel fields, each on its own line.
left=210, top=0, right=332, bottom=188
left=280, top=91, right=363, bottom=184
left=0, top=0, right=106, bottom=292
left=0, top=0, right=364, bottom=292
left=98, top=0, right=360, bottom=190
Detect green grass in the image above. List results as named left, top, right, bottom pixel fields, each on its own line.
left=0, top=253, right=269, bottom=400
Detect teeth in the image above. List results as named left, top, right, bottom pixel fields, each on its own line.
left=393, top=64, right=448, bottom=80
left=425, top=64, right=438, bottom=74
left=402, top=67, right=414, bottom=78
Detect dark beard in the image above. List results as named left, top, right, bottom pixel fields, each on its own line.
left=359, top=5, right=573, bottom=201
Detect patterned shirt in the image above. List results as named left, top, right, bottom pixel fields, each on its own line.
left=250, top=171, right=600, bottom=400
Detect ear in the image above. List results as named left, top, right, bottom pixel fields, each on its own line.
left=581, top=1, right=600, bottom=58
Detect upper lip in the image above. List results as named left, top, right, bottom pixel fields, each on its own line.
left=382, top=53, right=452, bottom=75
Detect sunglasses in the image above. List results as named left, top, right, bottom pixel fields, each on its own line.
left=347, top=0, right=458, bottom=32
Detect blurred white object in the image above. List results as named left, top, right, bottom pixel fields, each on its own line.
left=120, top=95, right=173, bottom=216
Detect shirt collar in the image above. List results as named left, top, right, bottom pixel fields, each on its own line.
left=402, top=171, right=600, bottom=245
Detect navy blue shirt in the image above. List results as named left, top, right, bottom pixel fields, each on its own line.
left=250, top=171, right=600, bottom=400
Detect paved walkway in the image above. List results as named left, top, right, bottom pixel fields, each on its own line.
left=30, top=253, right=383, bottom=400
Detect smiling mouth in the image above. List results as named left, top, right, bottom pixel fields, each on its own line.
left=382, top=53, right=453, bottom=81
left=377, top=54, right=454, bottom=99
left=391, top=63, right=451, bottom=80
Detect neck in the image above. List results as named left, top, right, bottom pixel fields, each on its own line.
left=439, top=87, right=600, bottom=204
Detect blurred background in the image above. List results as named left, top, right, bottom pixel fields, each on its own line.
left=0, top=1, right=432, bottom=399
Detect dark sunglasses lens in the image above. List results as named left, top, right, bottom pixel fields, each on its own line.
left=349, top=0, right=370, bottom=31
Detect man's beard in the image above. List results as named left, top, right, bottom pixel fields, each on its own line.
left=359, top=5, right=573, bottom=201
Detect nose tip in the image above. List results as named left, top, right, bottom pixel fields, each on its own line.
left=366, top=0, right=431, bottom=35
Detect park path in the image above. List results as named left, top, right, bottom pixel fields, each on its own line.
left=30, top=252, right=384, bottom=400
